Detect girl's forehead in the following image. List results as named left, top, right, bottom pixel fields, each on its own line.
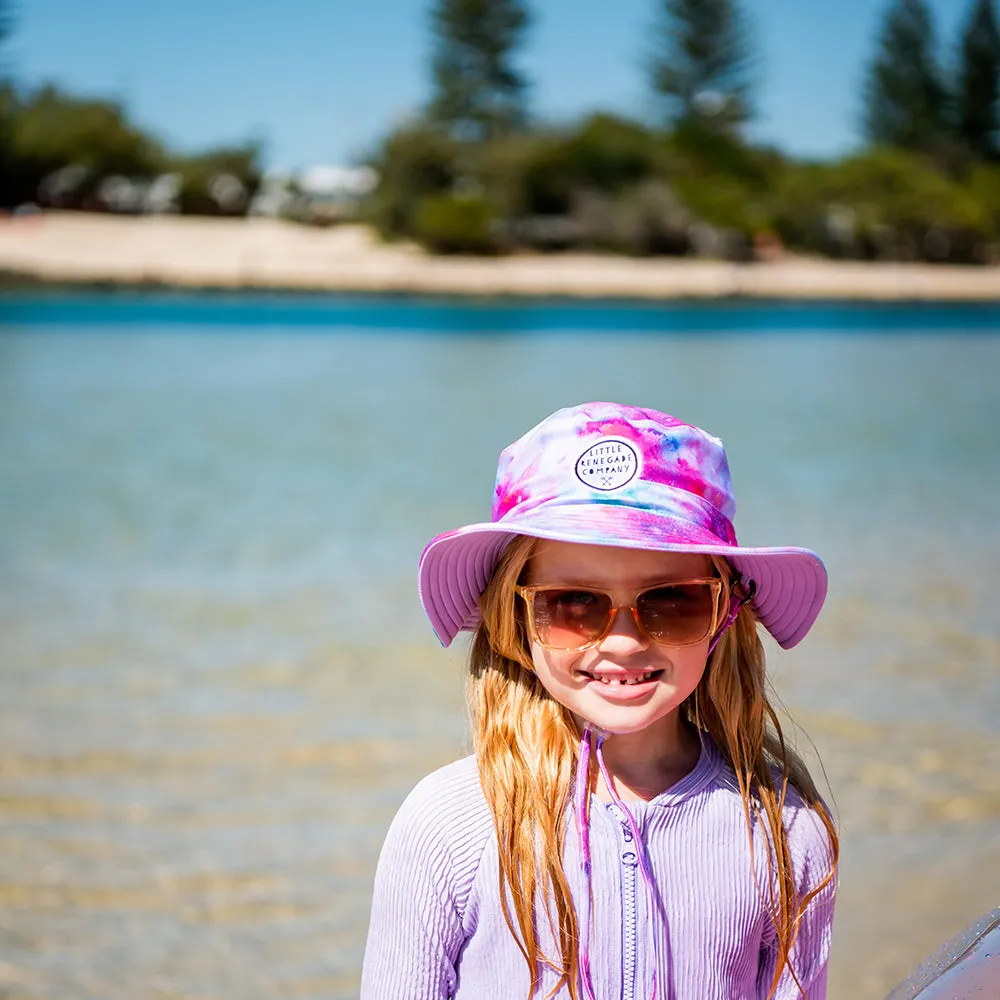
left=525, top=540, right=711, bottom=586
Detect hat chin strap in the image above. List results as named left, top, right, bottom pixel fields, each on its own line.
left=707, top=578, right=756, bottom=656
left=574, top=725, right=660, bottom=1000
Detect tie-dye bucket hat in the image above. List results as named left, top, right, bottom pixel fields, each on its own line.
left=418, top=401, right=827, bottom=649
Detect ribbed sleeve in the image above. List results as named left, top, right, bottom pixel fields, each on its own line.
left=360, top=757, right=493, bottom=1000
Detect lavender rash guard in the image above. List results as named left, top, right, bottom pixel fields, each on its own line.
left=361, top=739, right=836, bottom=1000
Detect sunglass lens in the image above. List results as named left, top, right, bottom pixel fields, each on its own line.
left=531, top=588, right=613, bottom=649
left=637, top=583, right=715, bottom=644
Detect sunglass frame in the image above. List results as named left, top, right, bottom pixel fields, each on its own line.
left=514, top=577, right=724, bottom=651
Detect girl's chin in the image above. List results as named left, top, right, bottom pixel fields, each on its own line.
left=572, top=701, right=680, bottom=738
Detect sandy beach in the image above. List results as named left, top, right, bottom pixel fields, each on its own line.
left=2, top=211, right=1000, bottom=300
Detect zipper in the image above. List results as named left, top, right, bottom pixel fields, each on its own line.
left=611, top=805, right=639, bottom=1000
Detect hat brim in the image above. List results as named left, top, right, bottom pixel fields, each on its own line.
left=418, top=504, right=827, bottom=650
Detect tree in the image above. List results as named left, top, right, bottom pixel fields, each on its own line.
left=1, top=84, right=167, bottom=207
left=864, top=0, right=949, bottom=152
left=170, top=142, right=262, bottom=215
left=428, top=0, right=530, bottom=140
left=956, top=0, right=1000, bottom=159
left=366, top=125, right=458, bottom=236
left=9, top=84, right=165, bottom=176
left=650, top=0, right=756, bottom=131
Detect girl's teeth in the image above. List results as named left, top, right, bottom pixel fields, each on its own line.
left=597, top=672, right=653, bottom=685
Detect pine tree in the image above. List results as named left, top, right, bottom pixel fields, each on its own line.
left=428, top=0, right=530, bottom=141
left=956, top=0, right=1000, bottom=159
left=864, top=0, right=949, bottom=152
left=650, top=0, right=756, bottom=130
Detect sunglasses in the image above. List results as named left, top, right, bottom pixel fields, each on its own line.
left=515, top=578, right=724, bottom=651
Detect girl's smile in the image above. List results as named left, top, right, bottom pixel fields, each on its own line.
left=578, top=667, right=661, bottom=691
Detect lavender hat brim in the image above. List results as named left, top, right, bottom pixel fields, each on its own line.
left=418, top=504, right=827, bottom=651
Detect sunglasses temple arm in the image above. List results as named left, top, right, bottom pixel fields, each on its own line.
left=707, top=579, right=757, bottom=655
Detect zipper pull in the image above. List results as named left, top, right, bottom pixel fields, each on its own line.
left=621, top=848, right=638, bottom=867
left=609, top=803, right=637, bottom=846
left=609, top=804, right=630, bottom=830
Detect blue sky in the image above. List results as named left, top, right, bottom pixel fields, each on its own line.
left=7, top=0, right=970, bottom=171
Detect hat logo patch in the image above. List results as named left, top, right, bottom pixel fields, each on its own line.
left=574, top=438, right=640, bottom=491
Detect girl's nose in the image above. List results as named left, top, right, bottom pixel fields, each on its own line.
left=597, top=605, right=650, bottom=651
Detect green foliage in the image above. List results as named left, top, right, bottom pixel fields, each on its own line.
left=0, top=82, right=262, bottom=213
left=514, top=114, right=666, bottom=216
left=672, top=172, right=767, bottom=234
left=650, top=0, right=755, bottom=130
left=368, top=113, right=780, bottom=257
left=368, top=115, right=670, bottom=251
left=667, top=117, right=776, bottom=188
left=516, top=136, right=577, bottom=216
left=864, top=0, right=949, bottom=153
left=429, top=0, right=530, bottom=140
left=966, top=161, right=1000, bottom=246
left=365, top=125, right=459, bottom=237
left=170, top=143, right=262, bottom=216
left=0, top=84, right=166, bottom=207
left=957, top=0, right=1000, bottom=159
left=654, top=121, right=783, bottom=242
left=411, top=193, right=499, bottom=253
left=368, top=109, right=1000, bottom=261
left=10, top=84, right=165, bottom=175
left=0, top=80, right=17, bottom=192
left=773, top=148, right=993, bottom=261
left=470, top=130, right=547, bottom=218
left=559, top=114, right=665, bottom=193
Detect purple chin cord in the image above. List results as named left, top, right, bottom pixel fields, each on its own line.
left=574, top=725, right=661, bottom=1000
left=571, top=585, right=751, bottom=1000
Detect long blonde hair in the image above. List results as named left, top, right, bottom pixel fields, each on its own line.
left=468, top=535, right=839, bottom=1000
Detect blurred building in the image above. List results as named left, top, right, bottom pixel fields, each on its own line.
left=250, top=165, right=378, bottom=224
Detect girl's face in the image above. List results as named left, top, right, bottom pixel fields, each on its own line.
left=523, top=541, right=714, bottom=738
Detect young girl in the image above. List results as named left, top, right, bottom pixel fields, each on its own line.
left=361, top=401, right=838, bottom=1000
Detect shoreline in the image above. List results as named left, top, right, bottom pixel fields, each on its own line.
left=3, top=211, right=1000, bottom=302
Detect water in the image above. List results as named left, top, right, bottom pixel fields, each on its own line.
left=1, top=293, right=998, bottom=1000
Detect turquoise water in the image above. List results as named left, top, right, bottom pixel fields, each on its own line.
left=5, top=291, right=1000, bottom=330
left=0, top=292, right=998, bottom=999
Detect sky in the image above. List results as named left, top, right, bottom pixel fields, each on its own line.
left=7, top=0, right=971, bottom=172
